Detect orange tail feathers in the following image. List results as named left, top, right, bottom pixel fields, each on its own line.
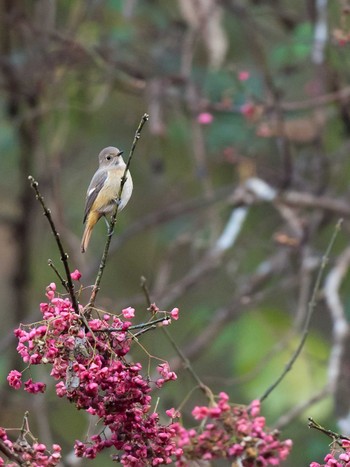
left=81, top=211, right=100, bottom=253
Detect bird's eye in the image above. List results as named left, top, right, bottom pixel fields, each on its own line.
left=106, top=155, right=112, bottom=161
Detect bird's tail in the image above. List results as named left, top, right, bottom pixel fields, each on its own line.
left=81, top=211, right=99, bottom=253
left=81, top=225, right=92, bottom=253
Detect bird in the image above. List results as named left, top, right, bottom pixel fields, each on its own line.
left=81, top=146, right=133, bottom=253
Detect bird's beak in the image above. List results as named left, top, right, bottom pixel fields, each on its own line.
left=118, top=150, right=124, bottom=157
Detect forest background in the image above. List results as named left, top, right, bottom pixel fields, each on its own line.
left=1, top=0, right=350, bottom=465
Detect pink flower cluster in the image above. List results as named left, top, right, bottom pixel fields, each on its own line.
left=7, top=278, right=292, bottom=466
left=311, top=440, right=350, bottom=466
left=9, top=282, right=182, bottom=466
left=197, top=112, right=214, bottom=125
left=172, top=394, right=292, bottom=466
left=0, top=426, right=61, bottom=466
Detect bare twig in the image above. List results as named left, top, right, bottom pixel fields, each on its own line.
left=87, top=113, right=149, bottom=311
left=94, top=317, right=169, bottom=333
left=28, top=176, right=79, bottom=315
left=140, top=276, right=215, bottom=404
left=259, top=219, right=343, bottom=403
left=48, top=259, right=69, bottom=293
left=308, top=416, right=350, bottom=442
left=294, top=251, right=319, bottom=331
left=28, top=177, right=95, bottom=337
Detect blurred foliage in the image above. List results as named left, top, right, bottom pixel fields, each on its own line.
left=1, top=0, right=350, bottom=465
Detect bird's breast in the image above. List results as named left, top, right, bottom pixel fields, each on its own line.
left=96, top=168, right=133, bottom=214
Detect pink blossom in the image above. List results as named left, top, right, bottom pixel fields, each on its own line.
left=228, top=444, right=244, bottom=456
left=55, top=381, right=67, bottom=397
left=148, top=303, right=160, bottom=314
left=197, top=112, right=214, bottom=125
left=192, top=406, right=209, bottom=420
left=170, top=308, right=179, bottom=320
left=238, top=70, right=250, bottom=81
left=7, top=370, right=22, bottom=389
left=208, top=406, right=222, bottom=418
left=122, top=307, right=135, bottom=319
left=24, top=378, right=46, bottom=394
left=70, top=269, right=82, bottom=281
left=166, top=408, right=180, bottom=419
left=157, top=363, right=177, bottom=381
left=250, top=399, right=261, bottom=417
left=45, top=282, right=56, bottom=300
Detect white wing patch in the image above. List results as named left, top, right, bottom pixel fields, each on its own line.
left=88, top=187, right=96, bottom=197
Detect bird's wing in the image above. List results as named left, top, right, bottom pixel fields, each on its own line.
left=83, top=170, right=108, bottom=223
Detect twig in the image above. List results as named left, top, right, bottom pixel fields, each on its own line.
left=140, top=275, right=152, bottom=306
left=87, top=113, right=149, bottom=311
left=28, top=176, right=79, bottom=315
left=259, top=219, right=343, bottom=403
left=28, top=177, right=95, bottom=336
left=48, top=259, right=69, bottom=293
left=94, top=317, right=169, bottom=333
left=20, top=411, right=30, bottom=435
left=308, top=417, right=350, bottom=442
left=140, top=276, right=215, bottom=404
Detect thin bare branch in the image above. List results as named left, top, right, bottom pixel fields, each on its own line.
left=259, top=219, right=343, bottom=403
left=28, top=176, right=79, bottom=315
left=308, top=417, right=350, bottom=442
left=141, top=276, right=215, bottom=404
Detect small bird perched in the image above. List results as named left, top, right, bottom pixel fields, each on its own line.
left=81, top=146, right=133, bottom=253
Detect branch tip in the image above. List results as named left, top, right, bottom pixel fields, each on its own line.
left=28, top=175, right=38, bottom=188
